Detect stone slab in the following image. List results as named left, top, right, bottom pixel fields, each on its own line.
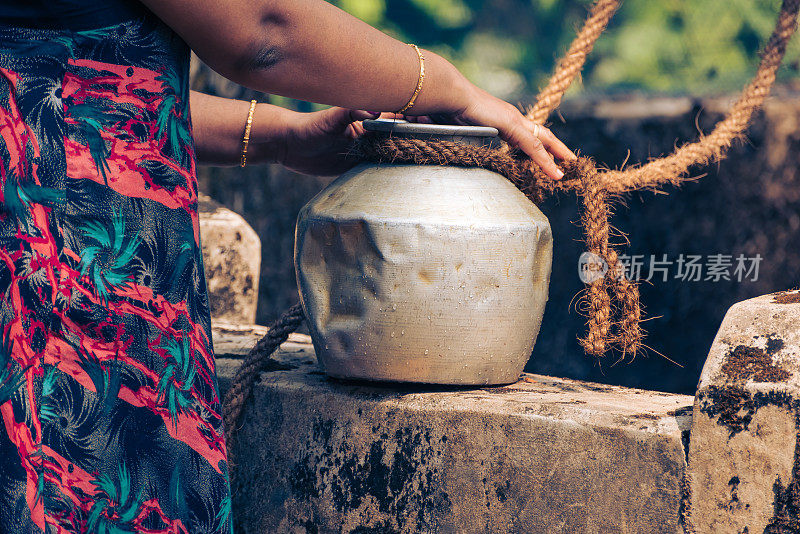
left=686, top=290, right=800, bottom=533
left=199, top=194, right=261, bottom=324
left=212, top=321, right=310, bottom=357
left=214, top=330, right=693, bottom=534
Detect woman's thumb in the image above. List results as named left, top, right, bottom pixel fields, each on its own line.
left=348, top=109, right=381, bottom=122
left=319, top=107, right=379, bottom=131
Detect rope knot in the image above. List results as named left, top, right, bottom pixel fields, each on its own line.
left=577, top=166, right=644, bottom=359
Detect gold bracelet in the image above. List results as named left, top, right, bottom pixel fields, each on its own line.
left=240, top=99, right=258, bottom=168
left=397, top=44, right=425, bottom=114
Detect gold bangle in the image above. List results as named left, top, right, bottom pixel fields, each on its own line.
left=240, top=99, right=258, bottom=168
left=397, top=44, right=425, bottom=114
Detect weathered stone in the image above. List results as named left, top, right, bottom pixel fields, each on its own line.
left=686, top=290, right=800, bottom=533
left=212, top=322, right=308, bottom=358
left=215, top=334, right=693, bottom=534
left=199, top=194, right=261, bottom=324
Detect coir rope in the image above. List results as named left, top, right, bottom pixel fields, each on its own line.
left=222, top=0, right=800, bottom=458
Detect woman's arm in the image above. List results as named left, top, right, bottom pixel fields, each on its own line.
left=190, top=92, right=286, bottom=167
left=144, top=0, right=573, bottom=178
left=143, top=0, right=468, bottom=114
left=191, top=91, right=376, bottom=175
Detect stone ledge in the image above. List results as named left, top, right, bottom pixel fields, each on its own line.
left=214, top=328, right=693, bottom=534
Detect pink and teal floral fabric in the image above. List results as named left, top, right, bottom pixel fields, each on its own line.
left=0, top=14, right=232, bottom=534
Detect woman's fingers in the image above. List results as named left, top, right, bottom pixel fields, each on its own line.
left=522, top=137, right=563, bottom=179
left=347, top=109, right=379, bottom=137
left=324, top=107, right=378, bottom=128
left=503, top=118, right=564, bottom=180
left=316, top=107, right=377, bottom=138
left=336, top=105, right=576, bottom=181
left=346, top=121, right=365, bottom=138
left=349, top=109, right=381, bottom=122
left=531, top=122, right=576, bottom=161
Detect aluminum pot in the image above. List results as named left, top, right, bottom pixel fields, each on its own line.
left=294, top=120, right=552, bottom=385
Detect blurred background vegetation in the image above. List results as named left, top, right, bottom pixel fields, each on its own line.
left=267, top=0, right=800, bottom=110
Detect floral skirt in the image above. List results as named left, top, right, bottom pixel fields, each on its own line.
left=0, top=16, right=232, bottom=534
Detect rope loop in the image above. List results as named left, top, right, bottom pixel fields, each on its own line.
left=222, top=302, right=305, bottom=467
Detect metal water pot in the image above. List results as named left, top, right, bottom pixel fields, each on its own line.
left=294, top=120, right=552, bottom=385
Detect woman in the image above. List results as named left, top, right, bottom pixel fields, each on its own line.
left=0, top=0, right=574, bottom=532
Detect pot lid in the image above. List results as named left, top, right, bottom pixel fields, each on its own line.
left=363, top=119, right=499, bottom=138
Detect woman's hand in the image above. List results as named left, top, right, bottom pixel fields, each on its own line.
left=190, top=92, right=374, bottom=174
left=397, top=84, right=576, bottom=180
left=443, top=87, right=576, bottom=179
left=270, top=107, right=377, bottom=176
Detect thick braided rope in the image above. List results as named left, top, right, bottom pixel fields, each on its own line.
left=353, top=135, right=589, bottom=202
left=558, top=0, right=796, bottom=355
left=615, top=274, right=642, bottom=353
left=222, top=302, right=305, bottom=460
left=573, top=172, right=645, bottom=358
left=604, top=248, right=643, bottom=354
left=578, top=175, right=613, bottom=357
left=527, top=0, right=620, bottom=124
left=357, top=136, right=544, bottom=202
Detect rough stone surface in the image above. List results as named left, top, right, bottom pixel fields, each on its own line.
left=686, top=290, right=800, bottom=533
left=199, top=194, right=261, bottom=324
left=214, top=331, right=693, bottom=534
left=212, top=322, right=309, bottom=357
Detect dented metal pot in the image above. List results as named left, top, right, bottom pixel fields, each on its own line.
left=294, top=120, right=552, bottom=385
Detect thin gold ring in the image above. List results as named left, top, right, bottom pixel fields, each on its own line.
left=532, top=124, right=541, bottom=138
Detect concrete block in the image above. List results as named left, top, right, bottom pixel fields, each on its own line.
left=199, top=194, right=261, bottom=324
left=214, top=331, right=693, bottom=534
left=687, top=290, right=800, bottom=533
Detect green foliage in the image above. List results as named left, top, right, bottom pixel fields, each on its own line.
left=333, top=0, right=800, bottom=98
left=589, top=0, right=800, bottom=93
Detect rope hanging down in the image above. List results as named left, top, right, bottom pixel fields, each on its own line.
left=222, top=0, right=800, bottom=456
